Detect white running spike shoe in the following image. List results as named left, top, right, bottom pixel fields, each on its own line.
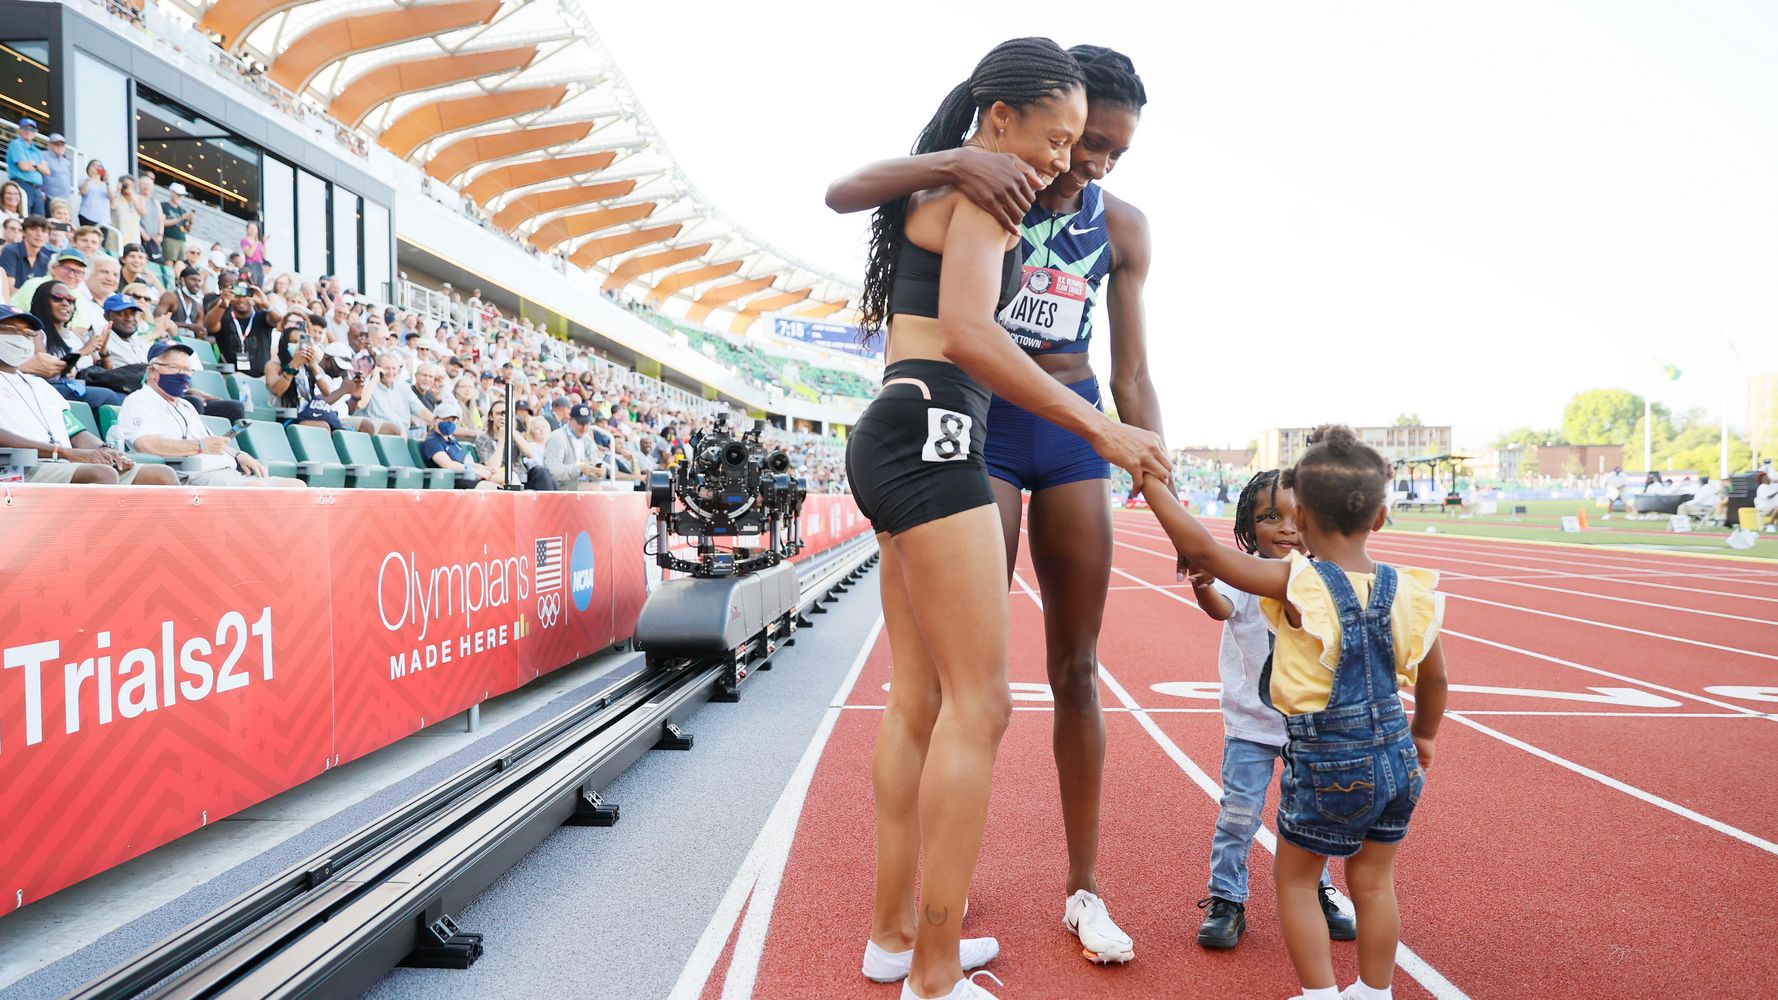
left=863, top=937, right=1000, bottom=983
left=899, top=970, right=1005, bottom=999
left=1063, top=889, right=1134, bottom=964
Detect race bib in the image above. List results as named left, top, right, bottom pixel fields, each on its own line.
left=998, top=265, right=1088, bottom=349
left=921, top=408, right=972, bottom=463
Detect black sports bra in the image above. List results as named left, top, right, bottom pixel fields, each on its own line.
left=887, top=240, right=1022, bottom=321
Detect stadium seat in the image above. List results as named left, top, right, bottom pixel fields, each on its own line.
left=224, top=374, right=282, bottom=421
left=178, top=337, right=221, bottom=369
left=283, top=424, right=351, bottom=488
left=200, top=414, right=232, bottom=437
left=374, top=434, right=453, bottom=489
left=67, top=400, right=98, bottom=438
left=233, top=420, right=306, bottom=481
left=328, top=429, right=394, bottom=489
left=189, top=369, right=231, bottom=403
left=97, top=404, right=120, bottom=443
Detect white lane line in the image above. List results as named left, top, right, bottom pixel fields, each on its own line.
left=1107, top=533, right=1778, bottom=663
left=1443, top=712, right=1778, bottom=858
left=1439, top=629, right=1778, bottom=722
left=1105, top=556, right=1778, bottom=859
left=838, top=704, right=1227, bottom=714
left=1010, top=568, right=1472, bottom=1000
left=1115, top=522, right=1778, bottom=602
left=667, top=614, right=886, bottom=1000
left=1442, top=711, right=1768, bottom=718
left=1111, top=514, right=1778, bottom=578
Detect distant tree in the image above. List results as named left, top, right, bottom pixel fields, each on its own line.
left=1561, top=389, right=1645, bottom=445
left=1492, top=426, right=1565, bottom=449
left=1661, top=425, right=1752, bottom=475
left=1394, top=412, right=1422, bottom=427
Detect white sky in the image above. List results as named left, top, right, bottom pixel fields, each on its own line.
left=592, top=1, right=1778, bottom=449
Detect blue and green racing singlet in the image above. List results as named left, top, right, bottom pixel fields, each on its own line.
left=997, top=180, right=1112, bottom=354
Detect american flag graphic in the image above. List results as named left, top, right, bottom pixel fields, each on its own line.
left=535, top=536, right=563, bottom=593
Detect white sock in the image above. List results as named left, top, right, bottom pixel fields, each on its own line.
left=1301, top=988, right=1340, bottom=1000
left=1347, top=981, right=1392, bottom=1000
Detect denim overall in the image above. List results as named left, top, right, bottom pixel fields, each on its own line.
left=1276, top=561, right=1426, bottom=857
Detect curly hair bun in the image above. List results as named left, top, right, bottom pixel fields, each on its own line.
left=1309, top=423, right=1358, bottom=456
left=1346, top=489, right=1368, bottom=513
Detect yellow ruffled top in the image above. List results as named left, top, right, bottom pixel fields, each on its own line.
left=1260, top=551, right=1445, bottom=717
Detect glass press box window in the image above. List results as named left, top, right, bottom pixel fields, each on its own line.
left=0, top=41, right=52, bottom=133
left=135, top=86, right=261, bottom=220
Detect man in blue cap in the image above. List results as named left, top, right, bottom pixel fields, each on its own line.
left=115, top=340, right=301, bottom=487
left=5, top=118, right=47, bottom=215
left=0, top=303, right=176, bottom=484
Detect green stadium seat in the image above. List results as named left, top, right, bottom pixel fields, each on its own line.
left=67, top=400, right=98, bottom=438
left=178, top=337, right=221, bottom=369
left=338, top=429, right=421, bottom=489
left=189, top=368, right=230, bottom=403
left=374, top=434, right=453, bottom=489
left=283, top=424, right=351, bottom=488
left=97, top=404, right=120, bottom=443
left=224, top=374, right=282, bottom=421
left=327, top=429, right=393, bottom=489
left=200, top=414, right=232, bottom=437
left=233, top=420, right=306, bottom=481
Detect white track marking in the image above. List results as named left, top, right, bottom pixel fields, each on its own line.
left=1112, top=513, right=1778, bottom=579
left=1102, top=550, right=1778, bottom=857
left=668, top=615, right=885, bottom=1000
left=1107, top=532, right=1778, bottom=663
left=1114, top=521, right=1778, bottom=603
left=1011, top=568, right=1472, bottom=1000
left=1443, top=712, right=1778, bottom=858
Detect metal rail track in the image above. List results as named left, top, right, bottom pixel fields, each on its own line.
left=68, top=537, right=878, bottom=1000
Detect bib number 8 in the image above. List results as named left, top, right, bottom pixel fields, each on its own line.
left=922, top=408, right=972, bottom=463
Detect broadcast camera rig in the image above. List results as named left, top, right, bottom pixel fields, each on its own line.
left=634, top=414, right=810, bottom=701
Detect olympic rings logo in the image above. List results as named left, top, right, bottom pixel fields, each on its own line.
left=537, top=592, right=561, bottom=628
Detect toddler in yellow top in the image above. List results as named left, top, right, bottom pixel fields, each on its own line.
left=1141, top=425, right=1448, bottom=1000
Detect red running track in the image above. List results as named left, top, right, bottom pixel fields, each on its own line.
left=683, top=509, right=1778, bottom=999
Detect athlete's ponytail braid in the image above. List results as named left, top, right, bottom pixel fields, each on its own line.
left=859, top=37, right=1084, bottom=335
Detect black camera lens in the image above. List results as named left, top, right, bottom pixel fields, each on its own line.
left=765, top=450, right=791, bottom=474
left=721, top=442, right=748, bottom=467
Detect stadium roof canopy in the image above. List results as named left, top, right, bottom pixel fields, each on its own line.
left=174, top=0, right=858, bottom=333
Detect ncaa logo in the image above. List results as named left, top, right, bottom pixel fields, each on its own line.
left=570, top=530, right=596, bottom=612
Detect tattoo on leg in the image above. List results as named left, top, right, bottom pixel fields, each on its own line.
left=924, top=905, right=949, bottom=927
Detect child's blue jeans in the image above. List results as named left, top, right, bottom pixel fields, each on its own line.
left=1208, top=736, right=1332, bottom=902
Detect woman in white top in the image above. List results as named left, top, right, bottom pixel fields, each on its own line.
left=112, top=175, right=144, bottom=248
left=0, top=180, right=28, bottom=222
left=265, top=272, right=293, bottom=316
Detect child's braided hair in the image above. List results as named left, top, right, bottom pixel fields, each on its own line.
left=1232, top=469, right=1282, bottom=555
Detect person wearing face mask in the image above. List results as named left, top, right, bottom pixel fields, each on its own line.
left=117, top=341, right=301, bottom=487
left=421, top=400, right=501, bottom=490
left=265, top=314, right=355, bottom=432
left=0, top=304, right=176, bottom=485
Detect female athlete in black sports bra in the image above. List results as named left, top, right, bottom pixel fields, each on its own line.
left=833, top=37, right=1168, bottom=1000
left=830, top=45, right=1162, bottom=969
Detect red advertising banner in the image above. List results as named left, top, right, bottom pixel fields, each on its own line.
left=0, top=488, right=334, bottom=906
left=0, top=485, right=650, bottom=905
left=0, top=485, right=857, bottom=906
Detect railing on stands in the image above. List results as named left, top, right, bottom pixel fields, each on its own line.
left=72, top=0, right=369, bottom=159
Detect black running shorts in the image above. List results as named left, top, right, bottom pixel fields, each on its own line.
left=845, top=359, right=994, bottom=536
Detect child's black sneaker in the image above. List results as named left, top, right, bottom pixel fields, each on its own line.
left=1195, top=896, right=1245, bottom=949
left=1320, top=885, right=1357, bottom=941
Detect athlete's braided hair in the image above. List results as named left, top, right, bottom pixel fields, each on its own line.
left=859, top=37, right=1084, bottom=335
left=1067, top=44, right=1146, bottom=111
left=1283, top=424, right=1392, bottom=536
left=1233, top=469, right=1282, bottom=555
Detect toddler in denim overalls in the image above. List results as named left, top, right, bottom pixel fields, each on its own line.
left=1276, top=560, right=1426, bottom=858
left=1137, top=424, right=1449, bottom=1000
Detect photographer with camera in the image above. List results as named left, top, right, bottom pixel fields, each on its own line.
left=204, top=278, right=282, bottom=373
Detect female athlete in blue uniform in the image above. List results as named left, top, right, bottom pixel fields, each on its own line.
left=830, top=46, right=1163, bottom=967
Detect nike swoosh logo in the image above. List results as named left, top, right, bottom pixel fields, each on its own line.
left=1067, top=224, right=1097, bottom=237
